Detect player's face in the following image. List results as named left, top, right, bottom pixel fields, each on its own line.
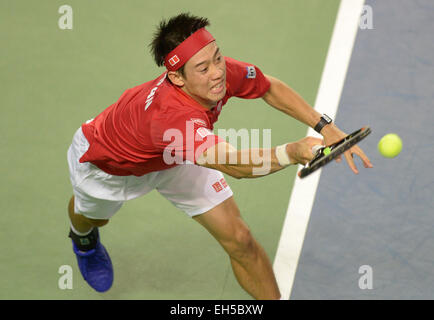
left=180, top=41, right=226, bottom=108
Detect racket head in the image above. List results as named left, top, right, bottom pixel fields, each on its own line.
left=299, top=126, right=372, bottom=178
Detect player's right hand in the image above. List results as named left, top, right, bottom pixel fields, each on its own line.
left=286, top=136, right=324, bottom=165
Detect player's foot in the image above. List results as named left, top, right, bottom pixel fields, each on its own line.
left=70, top=228, right=113, bottom=292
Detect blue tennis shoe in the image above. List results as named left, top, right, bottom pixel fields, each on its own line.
left=71, top=229, right=114, bottom=292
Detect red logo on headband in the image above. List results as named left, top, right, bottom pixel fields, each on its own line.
left=168, top=55, right=180, bottom=67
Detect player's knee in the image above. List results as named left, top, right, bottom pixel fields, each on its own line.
left=226, top=227, right=257, bottom=260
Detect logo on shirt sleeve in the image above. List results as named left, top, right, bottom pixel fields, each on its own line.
left=246, top=66, right=256, bottom=79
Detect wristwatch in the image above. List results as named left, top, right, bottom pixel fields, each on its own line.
left=314, top=114, right=332, bottom=133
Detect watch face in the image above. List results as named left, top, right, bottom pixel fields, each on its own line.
left=323, top=114, right=332, bottom=123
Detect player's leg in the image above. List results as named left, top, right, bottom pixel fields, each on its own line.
left=66, top=127, right=123, bottom=292
left=156, top=164, right=281, bottom=299
left=66, top=190, right=123, bottom=292
left=68, top=195, right=109, bottom=234
left=193, top=196, right=281, bottom=300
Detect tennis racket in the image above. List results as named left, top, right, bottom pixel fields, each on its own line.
left=299, top=126, right=372, bottom=178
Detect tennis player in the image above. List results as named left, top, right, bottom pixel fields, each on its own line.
left=66, top=13, right=372, bottom=299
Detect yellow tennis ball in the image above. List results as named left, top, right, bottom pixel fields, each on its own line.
left=378, top=133, right=402, bottom=158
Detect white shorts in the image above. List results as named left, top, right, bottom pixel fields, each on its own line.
left=67, top=127, right=233, bottom=219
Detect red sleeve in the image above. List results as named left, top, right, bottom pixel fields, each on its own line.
left=151, top=110, right=225, bottom=164
left=224, top=56, right=271, bottom=99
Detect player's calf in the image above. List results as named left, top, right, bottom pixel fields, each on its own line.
left=222, top=228, right=280, bottom=299
left=85, top=217, right=109, bottom=228
left=222, top=227, right=258, bottom=262
left=68, top=196, right=109, bottom=232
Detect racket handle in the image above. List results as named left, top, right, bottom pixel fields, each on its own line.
left=311, top=145, right=324, bottom=155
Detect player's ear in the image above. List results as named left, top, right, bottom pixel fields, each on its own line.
left=167, top=71, right=185, bottom=87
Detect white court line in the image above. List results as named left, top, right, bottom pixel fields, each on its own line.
left=273, top=0, right=366, bottom=300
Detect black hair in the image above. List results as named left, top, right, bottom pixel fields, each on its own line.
left=149, top=13, right=210, bottom=75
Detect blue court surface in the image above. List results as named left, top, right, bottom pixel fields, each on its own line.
left=291, top=0, right=434, bottom=299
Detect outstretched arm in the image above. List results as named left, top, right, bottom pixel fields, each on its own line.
left=262, top=74, right=373, bottom=173
left=196, top=137, right=323, bottom=179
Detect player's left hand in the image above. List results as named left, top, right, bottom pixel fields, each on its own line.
left=321, top=125, right=373, bottom=174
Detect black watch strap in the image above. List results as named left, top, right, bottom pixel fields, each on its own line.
left=314, top=114, right=332, bottom=133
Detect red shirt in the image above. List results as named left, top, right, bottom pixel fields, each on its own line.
left=79, top=57, right=271, bottom=176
